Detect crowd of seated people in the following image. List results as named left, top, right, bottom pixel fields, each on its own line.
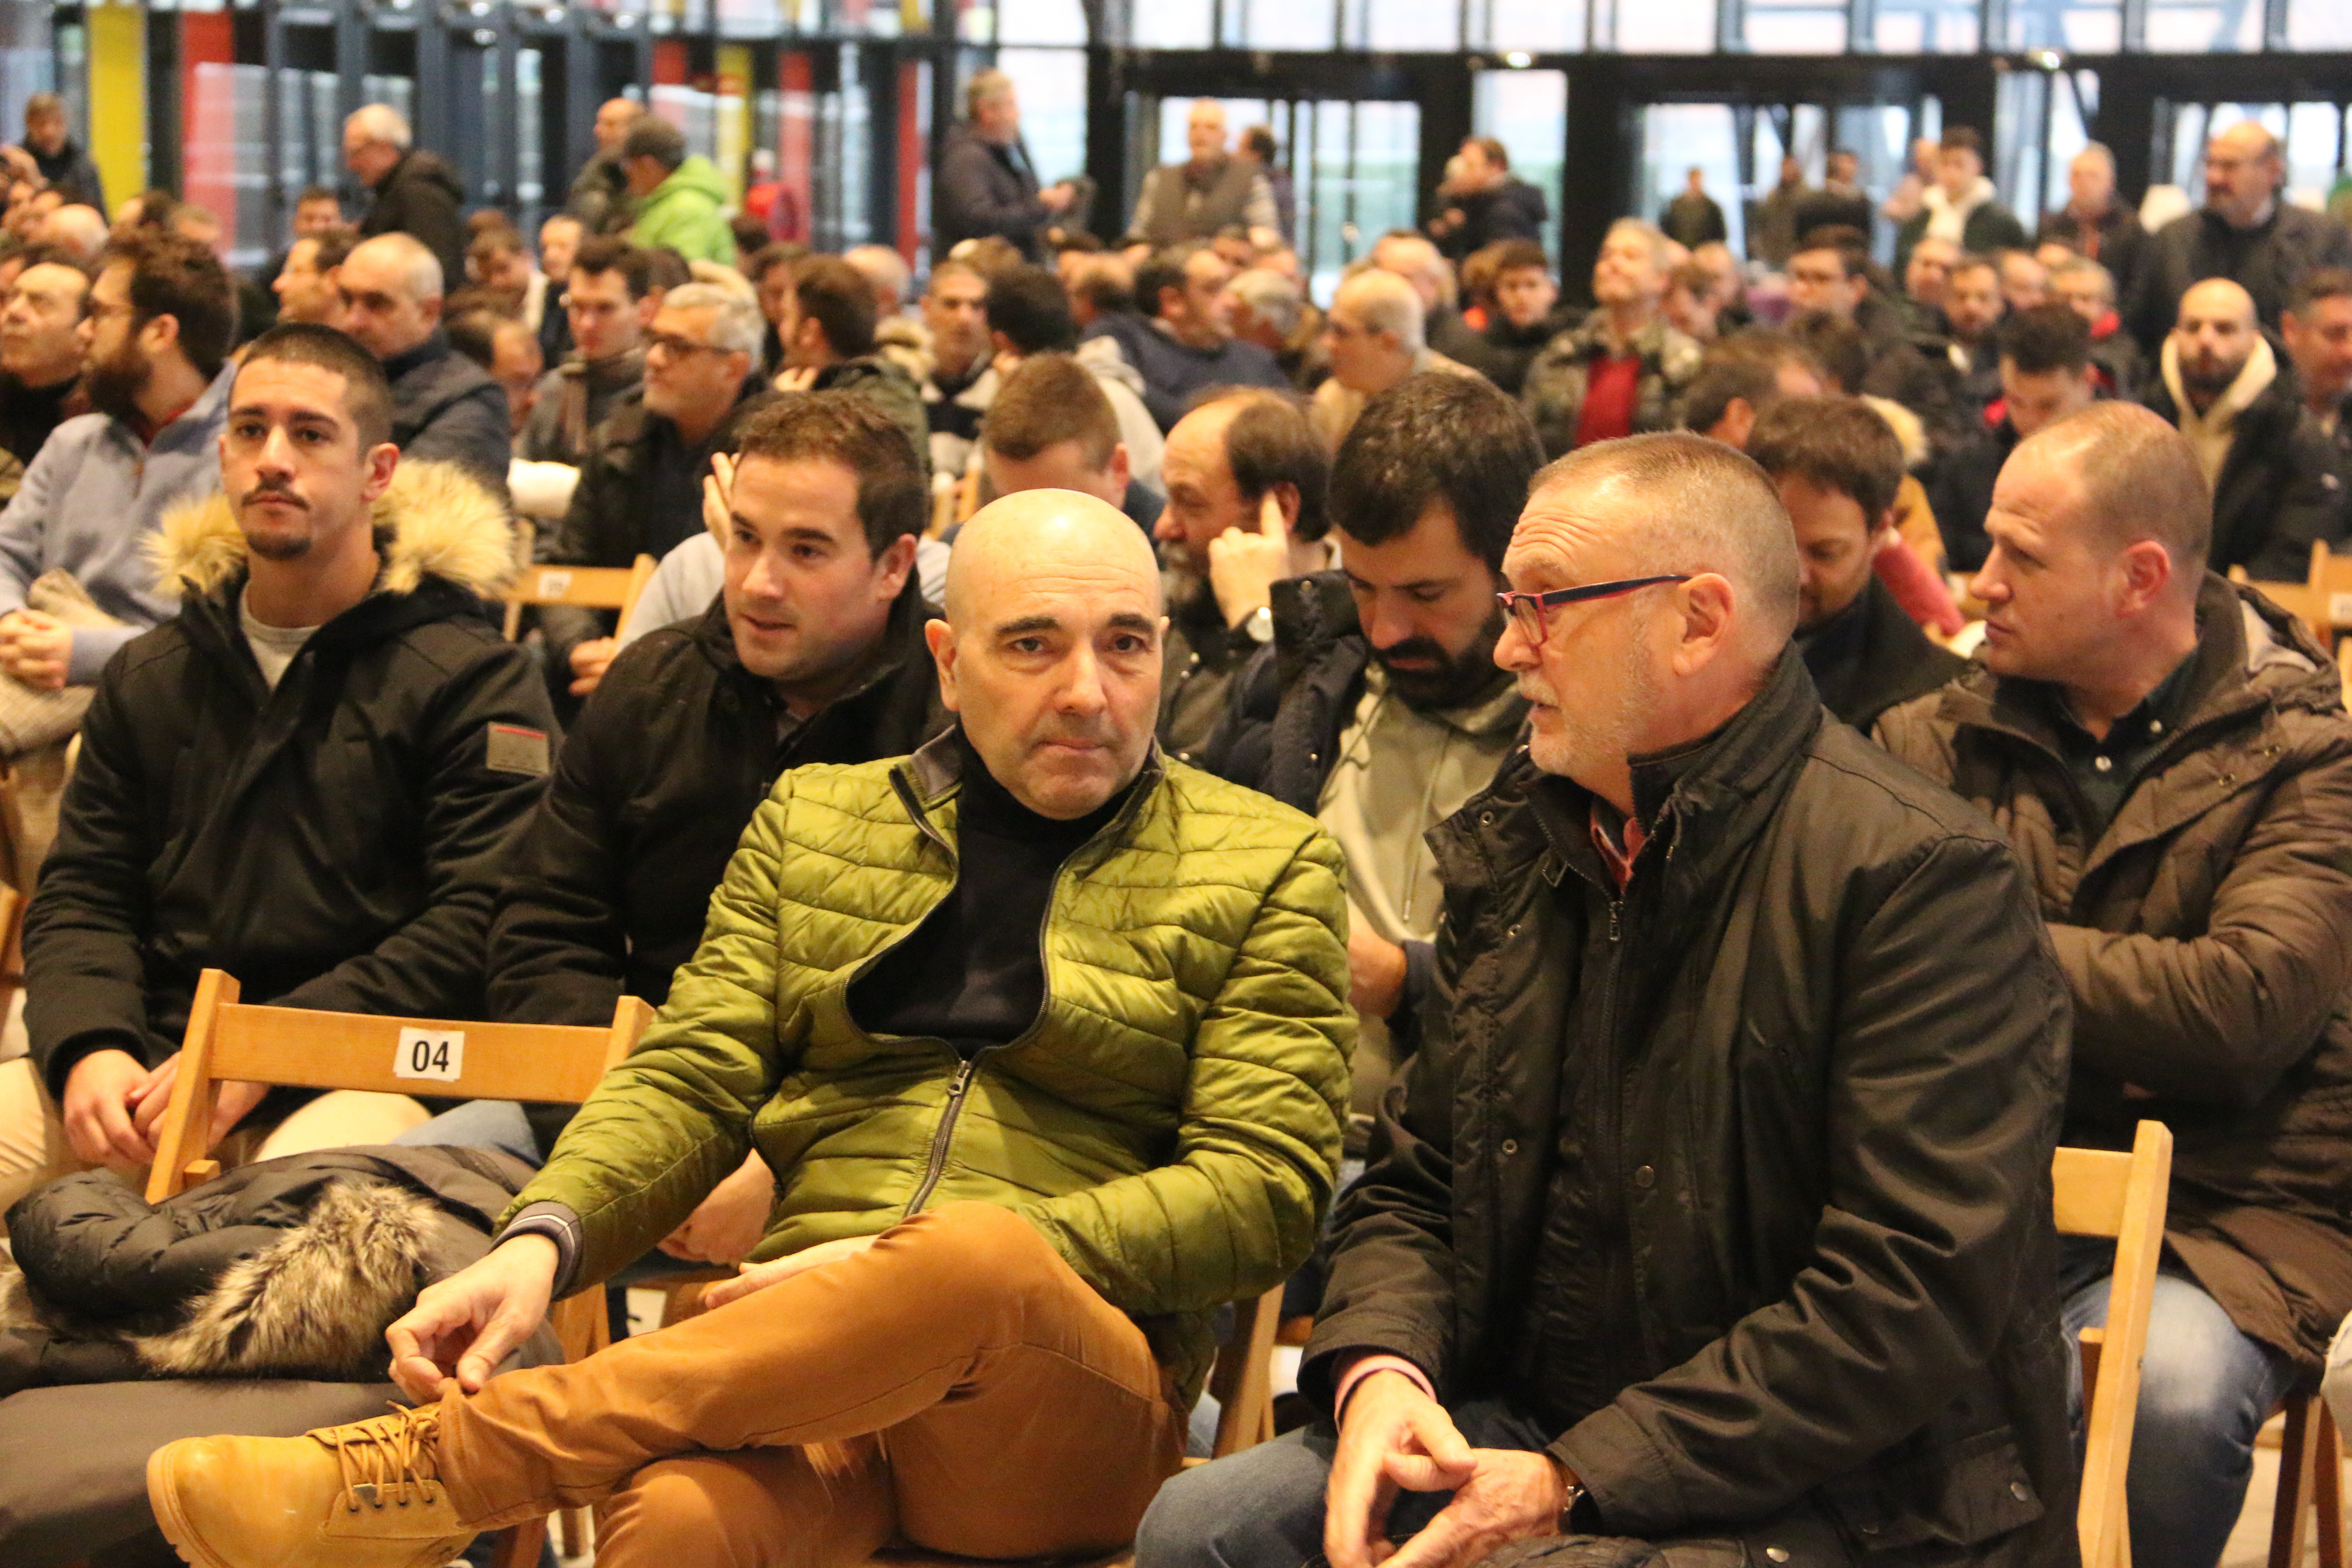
left=0, top=91, right=2342, bottom=1568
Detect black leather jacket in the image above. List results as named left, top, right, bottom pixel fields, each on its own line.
left=1308, top=651, right=2077, bottom=1567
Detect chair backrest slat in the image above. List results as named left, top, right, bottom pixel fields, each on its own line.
left=207, top=1004, right=625, bottom=1105
left=2051, top=1146, right=2134, bottom=1237
left=144, top=971, right=653, bottom=1204
left=505, top=564, right=646, bottom=610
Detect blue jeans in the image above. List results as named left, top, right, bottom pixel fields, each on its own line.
left=392, top=1097, right=545, bottom=1167
left=1136, top=1400, right=1747, bottom=1568
left=2061, top=1236, right=2297, bottom=1568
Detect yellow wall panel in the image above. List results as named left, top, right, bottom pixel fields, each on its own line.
left=86, top=2, right=145, bottom=214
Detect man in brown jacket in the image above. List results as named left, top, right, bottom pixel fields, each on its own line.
left=1877, top=401, right=2352, bottom=1568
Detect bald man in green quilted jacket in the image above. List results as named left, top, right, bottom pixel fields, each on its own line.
left=147, top=488, right=1356, bottom=1568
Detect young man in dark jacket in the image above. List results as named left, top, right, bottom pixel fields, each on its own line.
left=1203, top=374, right=1533, bottom=1140
left=1749, top=394, right=1965, bottom=732
left=2139, top=276, right=2346, bottom=580
left=1931, top=303, right=2101, bottom=572
left=1142, top=432, right=2075, bottom=1568
left=408, top=395, right=944, bottom=1193
left=0, top=324, right=554, bottom=1216
left=770, top=254, right=930, bottom=476
left=516, top=235, right=652, bottom=468
left=1877, top=402, right=2352, bottom=1568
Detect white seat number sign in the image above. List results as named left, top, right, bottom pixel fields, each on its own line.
left=395, top=1027, right=466, bottom=1084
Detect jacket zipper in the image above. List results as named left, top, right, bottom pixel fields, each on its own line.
left=904, top=1043, right=998, bottom=1215
left=898, top=795, right=1089, bottom=1219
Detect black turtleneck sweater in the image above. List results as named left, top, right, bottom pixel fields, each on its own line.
left=848, top=729, right=1135, bottom=1055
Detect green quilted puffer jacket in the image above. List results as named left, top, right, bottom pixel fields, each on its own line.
left=508, top=732, right=1355, bottom=1401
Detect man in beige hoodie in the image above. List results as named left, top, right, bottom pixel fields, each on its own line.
left=2139, top=276, right=2345, bottom=579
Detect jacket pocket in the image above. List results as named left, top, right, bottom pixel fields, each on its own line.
left=1822, top=1426, right=2045, bottom=1553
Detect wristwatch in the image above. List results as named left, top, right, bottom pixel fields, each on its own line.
left=1550, top=1456, right=1589, bottom=1535
left=1241, top=605, right=1275, bottom=645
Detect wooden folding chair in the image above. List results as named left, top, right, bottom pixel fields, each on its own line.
left=2054, top=1120, right=2174, bottom=1568
left=143, top=968, right=655, bottom=1568
left=502, top=551, right=658, bottom=643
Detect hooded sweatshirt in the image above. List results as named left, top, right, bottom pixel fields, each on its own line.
left=628, top=156, right=737, bottom=266
left=2162, top=332, right=2279, bottom=492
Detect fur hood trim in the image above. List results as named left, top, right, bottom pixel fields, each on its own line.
left=148, top=458, right=518, bottom=600
left=0, top=1177, right=438, bottom=1382
left=1861, top=395, right=1930, bottom=468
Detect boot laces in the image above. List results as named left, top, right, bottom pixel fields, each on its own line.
left=324, top=1404, right=445, bottom=1513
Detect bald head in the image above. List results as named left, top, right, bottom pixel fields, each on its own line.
left=2013, top=401, right=2210, bottom=575
left=1327, top=269, right=1425, bottom=398
left=930, top=491, right=1165, bottom=819
left=944, top=490, right=1161, bottom=626
left=2173, top=276, right=2262, bottom=398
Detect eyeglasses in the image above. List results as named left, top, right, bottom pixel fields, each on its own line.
left=644, top=331, right=732, bottom=360
left=1497, top=574, right=1691, bottom=648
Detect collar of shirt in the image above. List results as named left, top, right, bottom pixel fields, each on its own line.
left=1588, top=799, right=1648, bottom=895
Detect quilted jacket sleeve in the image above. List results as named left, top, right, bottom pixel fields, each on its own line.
left=1016, top=828, right=1355, bottom=1320
left=499, top=781, right=802, bottom=1286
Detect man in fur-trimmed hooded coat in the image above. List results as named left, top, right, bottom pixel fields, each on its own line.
left=5, top=325, right=557, bottom=1214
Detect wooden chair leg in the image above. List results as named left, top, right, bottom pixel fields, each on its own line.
left=556, top=1504, right=589, bottom=1559
left=2276, top=1398, right=2321, bottom=1568
left=2318, top=1398, right=2345, bottom=1568
left=492, top=1518, right=548, bottom=1568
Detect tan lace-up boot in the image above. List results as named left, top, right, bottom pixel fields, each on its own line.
left=146, top=1403, right=481, bottom=1568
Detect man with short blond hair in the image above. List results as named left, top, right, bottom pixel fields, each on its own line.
left=150, top=485, right=1354, bottom=1568
left=978, top=351, right=1155, bottom=528
left=1879, top=400, right=2352, bottom=1568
